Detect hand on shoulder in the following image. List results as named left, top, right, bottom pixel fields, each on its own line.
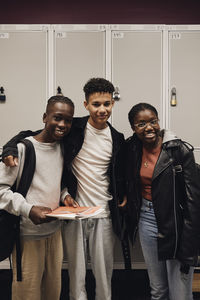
left=3, top=155, right=18, bottom=167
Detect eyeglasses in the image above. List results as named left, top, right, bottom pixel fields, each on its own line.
left=134, top=119, right=159, bottom=129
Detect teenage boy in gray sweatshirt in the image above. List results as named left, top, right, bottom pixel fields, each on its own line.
left=0, top=95, right=74, bottom=300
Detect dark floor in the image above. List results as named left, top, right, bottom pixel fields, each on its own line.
left=60, top=269, right=151, bottom=300
left=0, top=269, right=200, bottom=300
left=61, top=270, right=150, bottom=300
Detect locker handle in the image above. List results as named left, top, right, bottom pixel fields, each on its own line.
left=113, top=87, right=120, bottom=101
left=170, top=87, right=177, bottom=106
left=57, top=86, right=63, bottom=96
left=0, top=86, right=6, bottom=102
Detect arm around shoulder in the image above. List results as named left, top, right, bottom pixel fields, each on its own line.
left=2, top=129, right=41, bottom=165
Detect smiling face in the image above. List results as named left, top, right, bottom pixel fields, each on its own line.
left=132, top=109, right=161, bottom=148
left=84, top=92, right=114, bottom=130
left=42, top=102, right=74, bottom=142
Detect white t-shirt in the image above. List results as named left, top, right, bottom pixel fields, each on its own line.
left=72, top=122, right=113, bottom=218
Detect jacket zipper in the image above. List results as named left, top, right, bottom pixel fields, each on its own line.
left=172, top=167, right=178, bottom=258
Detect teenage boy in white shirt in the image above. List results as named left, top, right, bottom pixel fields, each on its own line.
left=62, top=78, right=127, bottom=300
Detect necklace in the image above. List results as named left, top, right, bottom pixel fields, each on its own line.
left=143, top=138, right=162, bottom=169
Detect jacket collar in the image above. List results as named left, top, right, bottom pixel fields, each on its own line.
left=152, top=148, right=172, bottom=180
left=107, top=122, right=123, bottom=154
left=152, top=130, right=181, bottom=180
left=72, top=116, right=89, bottom=130
left=162, top=129, right=179, bottom=145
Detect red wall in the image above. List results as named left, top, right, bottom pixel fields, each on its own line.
left=1, top=0, right=200, bottom=24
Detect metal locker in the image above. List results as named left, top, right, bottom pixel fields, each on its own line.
left=168, top=30, right=200, bottom=163
left=55, top=27, right=106, bottom=117
left=0, top=26, right=48, bottom=146
left=111, top=29, right=163, bottom=139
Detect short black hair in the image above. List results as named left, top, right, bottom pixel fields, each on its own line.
left=46, top=95, right=74, bottom=113
left=128, top=102, right=158, bottom=126
left=83, top=78, right=115, bottom=102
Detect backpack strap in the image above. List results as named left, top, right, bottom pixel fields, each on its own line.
left=17, top=139, right=36, bottom=196
left=15, top=139, right=36, bottom=281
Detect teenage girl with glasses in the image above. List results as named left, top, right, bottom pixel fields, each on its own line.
left=125, top=102, right=200, bottom=300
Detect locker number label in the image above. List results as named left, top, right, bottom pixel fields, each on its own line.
left=112, top=32, right=124, bottom=39
left=56, top=32, right=67, bottom=39
left=170, top=32, right=181, bottom=40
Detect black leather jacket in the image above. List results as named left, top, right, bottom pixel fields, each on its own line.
left=125, top=130, right=200, bottom=263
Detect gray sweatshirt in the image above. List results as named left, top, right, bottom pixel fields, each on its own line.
left=0, top=136, right=67, bottom=239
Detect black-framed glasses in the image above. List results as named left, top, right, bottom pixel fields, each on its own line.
left=134, top=119, right=159, bottom=129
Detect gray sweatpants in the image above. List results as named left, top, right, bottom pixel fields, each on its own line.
left=62, top=218, right=115, bottom=300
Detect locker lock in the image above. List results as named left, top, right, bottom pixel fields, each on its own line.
left=113, top=87, right=120, bottom=101
left=57, top=86, right=63, bottom=96
left=170, top=87, right=177, bottom=107
left=0, top=87, right=6, bottom=102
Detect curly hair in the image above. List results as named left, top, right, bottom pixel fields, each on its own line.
left=128, top=102, right=158, bottom=127
left=83, top=78, right=115, bottom=102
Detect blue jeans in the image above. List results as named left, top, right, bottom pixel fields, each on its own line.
left=139, top=198, right=194, bottom=300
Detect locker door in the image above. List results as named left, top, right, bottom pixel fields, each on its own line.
left=111, top=29, right=162, bottom=268
left=0, top=29, right=47, bottom=146
left=112, top=31, right=163, bottom=138
left=55, top=30, right=106, bottom=117
left=169, top=31, right=200, bottom=162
